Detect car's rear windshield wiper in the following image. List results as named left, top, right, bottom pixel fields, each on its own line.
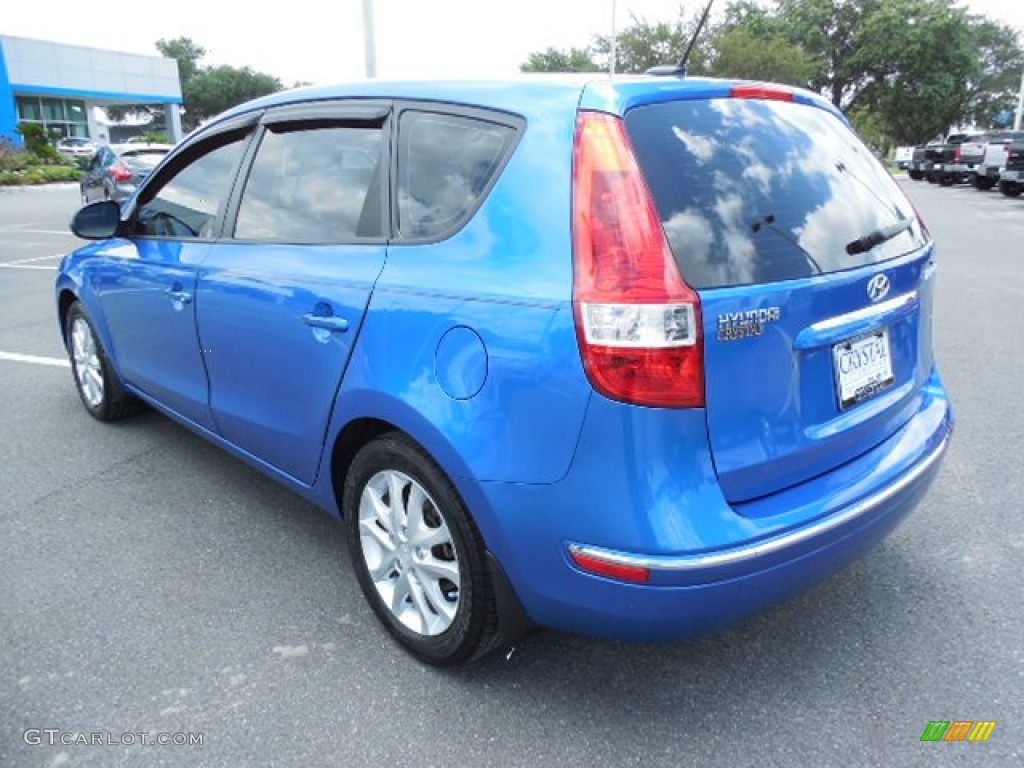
left=845, top=217, right=914, bottom=255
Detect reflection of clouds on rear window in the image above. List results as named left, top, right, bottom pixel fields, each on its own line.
left=671, top=127, right=717, bottom=163
left=626, top=98, right=928, bottom=288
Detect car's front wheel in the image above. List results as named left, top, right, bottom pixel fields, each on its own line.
left=66, top=302, right=139, bottom=421
left=343, top=433, right=499, bottom=666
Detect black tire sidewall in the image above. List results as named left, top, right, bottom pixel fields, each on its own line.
left=67, top=303, right=121, bottom=421
left=343, top=434, right=491, bottom=666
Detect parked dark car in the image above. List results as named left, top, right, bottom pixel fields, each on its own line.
left=80, top=144, right=173, bottom=204
left=57, top=77, right=951, bottom=665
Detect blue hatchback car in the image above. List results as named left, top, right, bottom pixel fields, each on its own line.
left=57, top=76, right=952, bottom=665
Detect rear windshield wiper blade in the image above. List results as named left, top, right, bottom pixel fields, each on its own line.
left=845, top=218, right=913, bottom=255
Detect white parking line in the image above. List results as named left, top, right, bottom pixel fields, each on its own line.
left=0, top=253, right=64, bottom=265
left=0, top=264, right=58, bottom=271
left=0, top=351, right=70, bottom=368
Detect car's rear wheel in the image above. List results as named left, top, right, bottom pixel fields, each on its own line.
left=999, top=180, right=1022, bottom=197
left=908, top=170, right=924, bottom=181
left=975, top=176, right=996, bottom=191
left=343, top=433, right=499, bottom=666
left=66, top=302, right=139, bottom=421
left=939, top=173, right=954, bottom=187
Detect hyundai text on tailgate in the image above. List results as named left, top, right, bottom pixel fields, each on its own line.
left=56, top=76, right=952, bottom=665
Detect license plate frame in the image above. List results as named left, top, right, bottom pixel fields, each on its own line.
left=832, top=329, right=895, bottom=410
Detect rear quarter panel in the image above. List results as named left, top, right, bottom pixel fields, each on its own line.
left=321, top=89, right=592, bottom=513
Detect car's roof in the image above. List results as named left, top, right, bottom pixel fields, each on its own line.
left=211, top=74, right=844, bottom=130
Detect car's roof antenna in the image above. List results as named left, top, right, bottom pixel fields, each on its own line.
left=647, top=0, right=715, bottom=77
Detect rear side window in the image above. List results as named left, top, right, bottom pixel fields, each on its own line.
left=234, top=125, right=384, bottom=242
left=625, top=99, right=929, bottom=289
left=397, top=111, right=514, bottom=239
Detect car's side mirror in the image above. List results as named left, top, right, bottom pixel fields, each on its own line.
left=71, top=201, right=125, bottom=240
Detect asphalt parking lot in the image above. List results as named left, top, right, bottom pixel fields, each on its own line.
left=1, top=180, right=1021, bottom=768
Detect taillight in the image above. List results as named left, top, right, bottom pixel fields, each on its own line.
left=110, top=163, right=132, bottom=182
left=571, top=111, right=704, bottom=408
left=954, top=145, right=961, bottom=162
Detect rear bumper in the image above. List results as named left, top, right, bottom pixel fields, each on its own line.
left=1000, top=170, right=1024, bottom=182
left=474, top=369, right=952, bottom=641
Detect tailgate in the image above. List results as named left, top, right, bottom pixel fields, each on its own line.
left=626, top=94, right=933, bottom=502
left=699, top=253, right=934, bottom=501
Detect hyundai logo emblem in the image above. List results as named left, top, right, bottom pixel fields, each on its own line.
left=867, top=274, right=890, bottom=303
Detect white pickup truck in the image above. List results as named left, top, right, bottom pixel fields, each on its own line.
left=973, top=130, right=1024, bottom=190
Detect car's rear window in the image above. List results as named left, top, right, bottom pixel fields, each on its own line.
left=120, top=151, right=168, bottom=170
left=625, top=98, right=928, bottom=289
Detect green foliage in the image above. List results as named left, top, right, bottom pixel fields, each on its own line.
left=594, top=16, right=698, bottom=74
left=156, top=37, right=206, bottom=84
left=106, top=37, right=283, bottom=131
left=16, top=122, right=49, bottom=154
left=0, top=164, right=83, bottom=186
left=707, top=27, right=817, bottom=86
left=518, top=0, right=1024, bottom=146
left=0, top=138, right=83, bottom=184
left=520, top=47, right=600, bottom=73
left=142, top=131, right=172, bottom=144
left=183, top=65, right=282, bottom=127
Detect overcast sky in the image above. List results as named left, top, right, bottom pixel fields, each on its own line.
left=2, top=0, right=1022, bottom=86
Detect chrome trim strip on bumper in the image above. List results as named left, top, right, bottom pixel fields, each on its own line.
left=568, top=431, right=950, bottom=573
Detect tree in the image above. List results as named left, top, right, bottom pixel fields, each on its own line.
left=156, top=37, right=206, bottom=85
left=706, top=27, right=818, bottom=86
left=960, top=16, right=1024, bottom=128
left=105, top=37, right=282, bottom=131
left=593, top=16, right=697, bottom=74
left=184, top=66, right=283, bottom=127
left=520, top=47, right=600, bottom=73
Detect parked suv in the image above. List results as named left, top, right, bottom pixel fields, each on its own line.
left=972, top=130, right=1024, bottom=190
left=57, top=77, right=952, bottom=665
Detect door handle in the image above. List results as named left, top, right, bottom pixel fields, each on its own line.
left=302, top=314, right=349, bottom=332
left=164, top=289, right=192, bottom=304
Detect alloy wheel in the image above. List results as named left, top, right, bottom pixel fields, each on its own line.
left=357, top=469, right=460, bottom=636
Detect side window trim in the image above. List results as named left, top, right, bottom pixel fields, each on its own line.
left=390, top=100, right=525, bottom=246
left=128, top=125, right=257, bottom=242
left=220, top=100, right=394, bottom=245
left=123, top=110, right=263, bottom=236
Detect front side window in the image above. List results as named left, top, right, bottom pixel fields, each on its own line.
left=234, top=124, right=384, bottom=242
left=134, top=133, right=248, bottom=239
left=397, top=111, right=515, bottom=239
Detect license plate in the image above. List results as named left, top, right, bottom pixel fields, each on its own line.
left=833, top=329, right=895, bottom=410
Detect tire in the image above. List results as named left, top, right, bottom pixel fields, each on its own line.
left=926, top=172, right=938, bottom=184
left=908, top=170, right=924, bottom=181
left=939, top=173, right=954, bottom=187
left=66, top=302, right=140, bottom=421
left=343, top=432, right=499, bottom=666
left=976, top=176, right=996, bottom=191
left=999, top=180, right=1022, bottom=198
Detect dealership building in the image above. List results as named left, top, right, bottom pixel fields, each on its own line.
left=0, top=35, right=183, bottom=146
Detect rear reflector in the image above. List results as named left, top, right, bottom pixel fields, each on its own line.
left=571, top=111, right=704, bottom=408
left=570, top=549, right=650, bottom=583
left=730, top=85, right=794, bottom=102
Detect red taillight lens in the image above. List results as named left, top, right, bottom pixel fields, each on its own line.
left=110, top=163, right=132, bottom=182
left=571, top=111, right=704, bottom=408
left=729, top=85, right=794, bottom=102
left=954, top=145, right=961, bottom=162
